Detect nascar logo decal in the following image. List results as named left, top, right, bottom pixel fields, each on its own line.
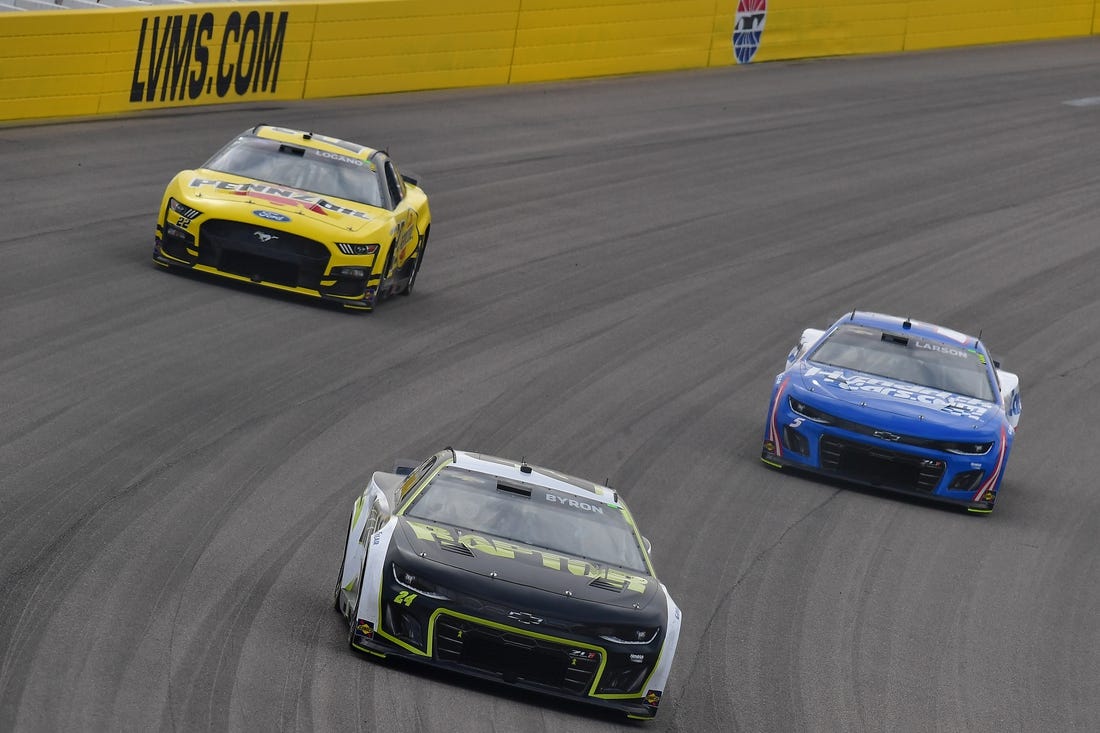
left=253, top=209, right=290, bottom=222
left=733, top=0, right=766, bottom=64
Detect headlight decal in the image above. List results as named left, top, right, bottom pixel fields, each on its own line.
left=167, top=197, right=203, bottom=220
left=392, top=562, right=450, bottom=600
left=336, top=242, right=379, bottom=256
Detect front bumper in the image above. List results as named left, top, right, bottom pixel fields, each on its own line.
left=762, top=395, right=1006, bottom=513
left=349, top=591, right=666, bottom=719
left=153, top=220, right=381, bottom=309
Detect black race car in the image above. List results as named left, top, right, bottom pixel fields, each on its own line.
left=334, top=449, right=682, bottom=719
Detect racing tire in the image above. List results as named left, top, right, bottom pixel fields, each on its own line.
left=399, top=231, right=428, bottom=296
left=346, top=552, right=370, bottom=650
left=346, top=598, right=360, bottom=649
left=333, top=510, right=355, bottom=613
left=373, top=245, right=396, bottom=308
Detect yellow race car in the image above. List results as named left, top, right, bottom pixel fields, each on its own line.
left=153, top=125, right=431, bottom=311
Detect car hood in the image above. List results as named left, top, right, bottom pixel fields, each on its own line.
left=394, top=518, right=661, bottom=610
left=177, top=169, right=386, bottom=234
left=795, top=362, right=1000, bottom=430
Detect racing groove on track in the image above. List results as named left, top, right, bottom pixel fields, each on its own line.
left=2, top=39, right=1100, bottom=733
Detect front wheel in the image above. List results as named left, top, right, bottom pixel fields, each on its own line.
left=372, top=245, right=396, bottom=308
left=400, top=231, right=428, bottom=296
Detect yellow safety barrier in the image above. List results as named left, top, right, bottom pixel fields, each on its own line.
left=0, top=0, right=1096, bottom=124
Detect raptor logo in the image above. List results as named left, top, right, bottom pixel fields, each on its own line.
left=733, top=0, right=766, bottom=64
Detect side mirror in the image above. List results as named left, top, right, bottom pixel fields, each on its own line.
left=642, top=536, right=653, bottom=554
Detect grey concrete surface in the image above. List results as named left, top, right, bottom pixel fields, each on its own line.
left=2, top=38, right=1099, bottom=733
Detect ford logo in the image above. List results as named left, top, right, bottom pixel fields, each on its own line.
left=253, top=209, right=290, bottom=223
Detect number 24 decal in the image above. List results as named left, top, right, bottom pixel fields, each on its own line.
left=394, top=590, right=417, bottom=606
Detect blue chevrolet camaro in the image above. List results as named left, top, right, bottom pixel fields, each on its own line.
left=762, top=311, right=1022, bottom=513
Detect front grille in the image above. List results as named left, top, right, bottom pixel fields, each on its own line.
left=819, top=436, right=944, bottom=493
left=198, top=219, right=330, bottom=288
left=435, top=615, right=601, bottom=695
left=783, top=426, right=810, bottom=456
left=790, top=397, right=991, bottom=454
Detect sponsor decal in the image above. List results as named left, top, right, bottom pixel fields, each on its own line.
left=733, top=0, right=766, bottom=64
left=803, top=365, right=992, bottom=420
left=129, top=11, right=288, bottom=104
left=405, top=521, right=650, bottom=593
left=188, top=178, right=373, bottom=220
left=253, top=231, right=278, bottom=243
left=253, top=209, right=290, bottom=223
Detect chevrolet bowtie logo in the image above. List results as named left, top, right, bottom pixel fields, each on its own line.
left=508, top=611, right=543, bottom=625
left=254, top=231, right=278, bottom=242
left=873, top=430, right=901, bottom=442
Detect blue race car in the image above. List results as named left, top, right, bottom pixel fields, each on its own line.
left=761, top=311, right=1022, bottom=513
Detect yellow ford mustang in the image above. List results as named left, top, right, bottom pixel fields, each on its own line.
left=153, top=125, right=431, bottom=311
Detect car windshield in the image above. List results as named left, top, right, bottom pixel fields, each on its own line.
left=202, top=136, right=385, bottom=208
left=404, top=466, right=649, bottom=573
left=809, top=324, right=997, bottom=401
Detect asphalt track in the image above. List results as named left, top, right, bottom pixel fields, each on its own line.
left=2, top=38, right=1100, bottom=733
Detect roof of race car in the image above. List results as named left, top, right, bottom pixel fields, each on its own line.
left=449, top=450, right=620, bottom=506
left=840, top=311, right=982, bottom=349
left=248, top=124, right=380, bottom=163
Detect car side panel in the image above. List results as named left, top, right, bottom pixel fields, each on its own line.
left=352, top=515, right=398, bottom=636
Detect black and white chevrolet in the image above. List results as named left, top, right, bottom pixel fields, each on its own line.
left=334, top=449, right=682, bottom=719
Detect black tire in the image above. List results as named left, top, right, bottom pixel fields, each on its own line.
left=400, top=231, right=428, bottom=296
left=346, top=552, right=371, bottom=649
left=346, top=597, right=361, bottom=648
left=334, top=511, right=355, bottom=613
left=373, top=244, right=395, bottom=308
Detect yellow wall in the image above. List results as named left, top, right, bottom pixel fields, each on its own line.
left=1, top=0, right=1096, bottom=124
left=904, top=0, right=1094, bottom=50
left=509, top=0, right=715, bottom=83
